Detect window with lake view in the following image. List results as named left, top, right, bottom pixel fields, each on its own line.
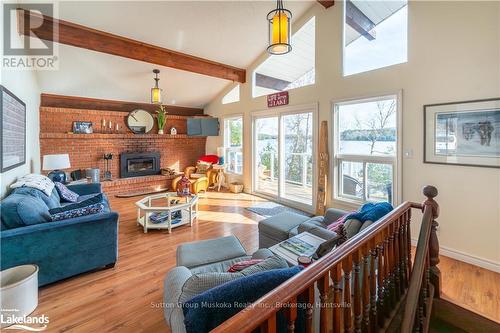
left=334, top=96, right=399, bottom=204
left=224, top=116, right=243, bottom=174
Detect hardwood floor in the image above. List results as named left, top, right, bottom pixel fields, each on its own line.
left=32, top=191, right=499, bottom=332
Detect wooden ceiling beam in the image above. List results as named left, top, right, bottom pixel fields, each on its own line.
left=40, top=93, right=204, bottom=116
left=17, top=9, right=246, bottom=83
left=317, top=1, right=335, bottom=9
left=255, top=73, right=291, bottom=91
left=345, top=0, right=376, bottom=41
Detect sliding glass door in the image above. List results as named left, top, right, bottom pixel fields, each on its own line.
left=254, top=116, right=279, bottom=197
left=253, top=104, right=317, bottom=212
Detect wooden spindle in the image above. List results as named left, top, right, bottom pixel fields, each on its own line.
left=301, top=285, right=315, bottom=333
left=318, top=274, right=330, bottom=333
left=407, top=209, right=413, bottom=276
left=382, top=227, right=392, bottom=317
left=284, top=296, right=297, bottom=333
left=369, top=238, right=378, bottom=333
left=393, top=218, right=401, bottom=300
left=260, top=313, right=277, bottom=333
left=353, top=250, right=362, bottom=333
left=398, top=215, right=407, bottom=292
left=331, top=264, right=342, bottom=333
left=376, top=233, right=385, bottom=328
left=343, top=256, right=353, bottom=333
left=387, top=224, right=396, bottom=308
left=361, top=244, right=371, bottom=333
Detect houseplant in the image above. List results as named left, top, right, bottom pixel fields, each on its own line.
left=156, top=105, right=167, bottom=134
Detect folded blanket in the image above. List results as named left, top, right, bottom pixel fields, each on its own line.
left=10, top=174, right=55, bottom=196
left=345, top=202, right=393, bottom=223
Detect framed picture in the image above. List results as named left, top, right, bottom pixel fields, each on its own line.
left=73, top=121, right=93, bottom=134
left=424, top=98, right=500, bottom=168
left=0, top=85, right=26, bottom=172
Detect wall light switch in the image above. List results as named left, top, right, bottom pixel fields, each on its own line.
left=403, top=149, right=413, bottom=159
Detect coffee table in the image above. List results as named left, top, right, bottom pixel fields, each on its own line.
left=135, top=192, right=198, bottom=233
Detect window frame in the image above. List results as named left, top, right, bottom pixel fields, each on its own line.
left=223, top=114, right=244, bottom=175
left=331, top=92, right=403, bottom=207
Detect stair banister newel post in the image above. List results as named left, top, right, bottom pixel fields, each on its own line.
left=423, top=186, right=441, bottom=298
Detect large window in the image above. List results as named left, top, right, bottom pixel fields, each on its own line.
left=343, top=0, right=408, bottom=76
left=253, top=17, right=315, bottom=97
left=333, top=95, right=399, bottom=204
left=224, top=116, right=243, bottom=174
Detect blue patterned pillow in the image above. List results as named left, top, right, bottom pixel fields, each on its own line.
left=50, top=202, right=105, bottom=221
left=54, top=182, right=79, bottom=203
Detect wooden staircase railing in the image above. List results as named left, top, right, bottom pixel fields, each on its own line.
left=212, top=186, right=440, bottom=333
left=401, top=186, right=440, bottom=333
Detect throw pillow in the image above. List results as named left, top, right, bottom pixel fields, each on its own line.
left=195, top=161, right=211, bottom=174
left=182, top=266, right=303, bottom=333
left=227, top=259, right=264, bottom=272
left=49, top=194, right=104, bottom=221
left=54, top=182, right=79, bottom=203
left=49, top=194, right=104, bottom=214
left=50, top=203, right=104, bottom=221
left=343, top=218, right=363, bottom=238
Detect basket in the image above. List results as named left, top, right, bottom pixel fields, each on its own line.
left=229, top=182, right=244, bottom=193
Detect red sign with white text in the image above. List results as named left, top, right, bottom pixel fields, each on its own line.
left=267, top=91, right=289, bottom=108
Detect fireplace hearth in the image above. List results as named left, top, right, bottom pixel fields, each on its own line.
left=120, top=152, right=160, bottom=178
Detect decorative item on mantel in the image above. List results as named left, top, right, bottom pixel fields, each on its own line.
left=170, top=127, right=177, bottom=135
left=103, top=153, right=113, bottom=181
left=156, top=105, right=167, bottom=134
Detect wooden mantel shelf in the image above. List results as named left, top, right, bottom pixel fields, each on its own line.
left=40, top=133, right=205, bottom=139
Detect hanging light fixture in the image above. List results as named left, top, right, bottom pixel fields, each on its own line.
left=267, top=0, right=292, bottom=55
left=151, top=69, right=162, bottom=104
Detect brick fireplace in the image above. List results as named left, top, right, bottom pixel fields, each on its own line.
left=39, top=103, right=207, bottom=196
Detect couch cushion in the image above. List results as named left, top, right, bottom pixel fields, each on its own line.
left=177, top=236, right=247, bottom=269
left=343, top=219, right=363, bottom=238
left=258, top=212, right=310, bottom=241
left=0, top=194, right=51, bottom=229
left=49, top=194, right=104, bottom=213
left=182, top=266, right=303, bottom=333
left=12, top=187, right=61, bottom=209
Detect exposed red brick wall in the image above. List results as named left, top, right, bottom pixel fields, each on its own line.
left=40, top=107, right=207, bottom=196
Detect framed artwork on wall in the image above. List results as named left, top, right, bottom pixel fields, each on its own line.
left=424, top=98, right=500, bottom=168
left=73, top=121, right=93, bottom=134
left=0, top=85, right=26, bottom=172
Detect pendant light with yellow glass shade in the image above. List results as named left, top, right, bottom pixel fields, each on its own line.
left=151, top=69, right=162, bottom=104
left=267, top=0, right=292, bottom=55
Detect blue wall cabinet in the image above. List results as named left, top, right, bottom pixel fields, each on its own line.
left=187, top=118, right=219, bottom=136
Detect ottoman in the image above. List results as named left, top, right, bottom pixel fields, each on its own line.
left=258, top=212, right=311, bottom=248
left=176, top=235, right=248, bottom=269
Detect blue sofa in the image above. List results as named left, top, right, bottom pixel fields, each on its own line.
left=0, top=183, right=119, bottom=286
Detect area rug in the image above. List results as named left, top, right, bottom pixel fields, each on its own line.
left=246, top=202, right=312, bottom=218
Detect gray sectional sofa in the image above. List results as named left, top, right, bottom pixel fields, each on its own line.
left=258, top=208, right=348, bottom=248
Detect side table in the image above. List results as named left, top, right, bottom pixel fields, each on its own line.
left=211, top=164, right=226, bottom=191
